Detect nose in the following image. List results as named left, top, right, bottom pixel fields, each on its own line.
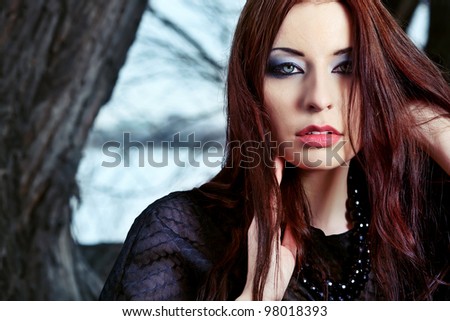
left=303, top=70, right=333, bottom=112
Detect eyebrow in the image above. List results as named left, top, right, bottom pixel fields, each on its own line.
left=333, top=47, right=352, bottom=56
left=271, top=47, right=353, bottom=56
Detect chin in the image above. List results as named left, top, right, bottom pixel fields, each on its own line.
left=282, top=149, right=352, bottom=170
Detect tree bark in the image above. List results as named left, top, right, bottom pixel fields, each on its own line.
left=0, top=0, right=147, bottom=300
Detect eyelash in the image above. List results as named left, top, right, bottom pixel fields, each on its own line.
left=267, top=62, right=304, bottom=76
left=332, top=61, right=353, bottom=74
left=267, top=60, right=353, bottom=77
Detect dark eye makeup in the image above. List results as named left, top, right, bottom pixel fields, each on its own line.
left=266, top=59, right=353, bottom=78
left=332, top=60, right=353, bottom=74
left=266, top=61, right=304, bottom=77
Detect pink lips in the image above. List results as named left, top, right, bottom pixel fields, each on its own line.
left=296, top=125, right=343, bottom=148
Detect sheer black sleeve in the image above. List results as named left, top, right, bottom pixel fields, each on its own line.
left=99, top=191, right=222, bottom=300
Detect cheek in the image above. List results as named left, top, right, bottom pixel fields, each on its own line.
left=266, top=107, right=284, bottom=139
left=264, top=87, right=282, bottom=136
left=263, top=83, right=296, bottom=137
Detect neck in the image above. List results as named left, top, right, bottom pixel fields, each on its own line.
left=300, top=165, right=351, bottom=236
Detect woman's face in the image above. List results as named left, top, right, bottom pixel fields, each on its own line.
left=264, top=1, right=359, bottom=170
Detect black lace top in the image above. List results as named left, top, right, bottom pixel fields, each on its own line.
left=99, top=190, right=382, bottom=300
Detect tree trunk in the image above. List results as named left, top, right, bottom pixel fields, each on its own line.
left=426, top=0, right=450, bottom=78
left=382, top=0, right=420, bottom=29
left=383, top=0, right=450, bottom=77
left=0, top=0, right=147, bottom=300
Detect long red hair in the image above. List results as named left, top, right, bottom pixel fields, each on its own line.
left=197, top=0, right=450, bottom=300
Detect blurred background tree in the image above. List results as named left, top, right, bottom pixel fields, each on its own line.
left=0, top=0, right=147, bottom=299
left=0, top=0, right=448, bottom=300
left=383, top=0, right=450, bottom=77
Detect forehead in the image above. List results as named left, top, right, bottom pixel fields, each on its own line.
left=272, top=2, right=352, bottom=54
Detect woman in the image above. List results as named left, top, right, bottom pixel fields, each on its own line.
left=100, top=0, right=449, bottom=300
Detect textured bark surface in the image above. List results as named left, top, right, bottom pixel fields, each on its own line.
left=0, top=0, right=147, bottom=299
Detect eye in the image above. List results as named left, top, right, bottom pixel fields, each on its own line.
left=279, top=63, right=300, bottom=74
left=267, top=62, right=304, bottom=76
left=332, top=61, right=353, bottom=74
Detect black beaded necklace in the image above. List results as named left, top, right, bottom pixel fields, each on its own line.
left=298, top=171, right=371, bottom=301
